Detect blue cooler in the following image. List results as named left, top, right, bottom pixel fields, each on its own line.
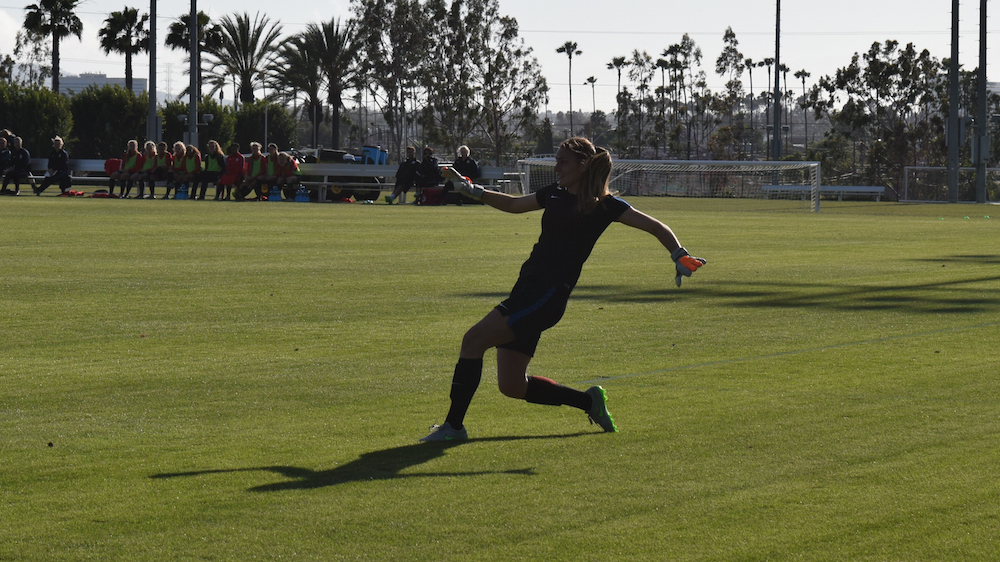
left=362, top=145, right=388, bottom=165
left=269, top=185, right=282, bottom=201
left=295, top=187, right=310, bottom=202
left=175, top=184, right=189, bottom=200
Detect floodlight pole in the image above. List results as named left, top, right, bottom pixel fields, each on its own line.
left=975, top=0, right=988, bottom=204
left=187, top=0, right=199, bottom=149
left=146, top=0, right=158, bottom=143
left=947, top=0, right=960, bottom=203
left=770, top=0, right=782, bottom=161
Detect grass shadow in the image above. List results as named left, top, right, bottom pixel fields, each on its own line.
left=457, top=263, right=1000, bottom=314
left=150, top=432, right=590, bottom=492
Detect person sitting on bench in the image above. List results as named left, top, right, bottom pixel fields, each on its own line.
left=34, top=136, right=72, bottom=195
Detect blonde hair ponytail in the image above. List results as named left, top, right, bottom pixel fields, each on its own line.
left=559, top=137, right=613, bottom=215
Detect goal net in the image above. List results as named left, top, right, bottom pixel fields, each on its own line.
left=516, top=158, right=823, bottom=212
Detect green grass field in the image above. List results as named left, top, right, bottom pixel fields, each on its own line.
left=3, top=196, right=999, bottom=560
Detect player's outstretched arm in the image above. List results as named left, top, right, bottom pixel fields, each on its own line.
left=616, top=207, right=706, bottom=286
left=616, top=207, right=681, bottom=251
left=441, top=166, right=539, bottom=214
left=481, top=190, right=540, bottom=214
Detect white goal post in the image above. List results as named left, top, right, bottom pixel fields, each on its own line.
left=516, top=158, right=823, bottom=212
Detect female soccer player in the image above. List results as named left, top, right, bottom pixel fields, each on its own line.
left=420, top=137, right=706, bottom=441
left=183, top=145, right=203, bottom=199
left=109, top=140, right=142, bottom=198
left=163, top=142, right=187, bottom=199
left=135, top=141, right=158, bottom=199
left=276, top=152, right=302, bottom=201
left=197, top=140, right=226, bottom=200
left=216, top=143, right=245, bottom=201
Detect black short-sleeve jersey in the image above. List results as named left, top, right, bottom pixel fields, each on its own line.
left=516, top=183, right=631, bottom=288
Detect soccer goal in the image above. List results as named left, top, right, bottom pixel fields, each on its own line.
left=516, top=158, right=823, bottom=212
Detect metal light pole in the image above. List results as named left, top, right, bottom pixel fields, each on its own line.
left=187, top=0, right=199, bottom=148
left=146, top=0, right=158, bottom=143
left=975, top=0, right=988, bottom=204
left=947, top=0, right=960, bottom=203
left=770, top=0, right=782, bottom=161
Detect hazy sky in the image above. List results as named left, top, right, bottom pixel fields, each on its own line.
left=0, top=0, right=987, bottom=113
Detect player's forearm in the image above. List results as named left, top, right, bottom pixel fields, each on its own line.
left=482, top=190, right=519, bottom=212
left=619, top=208, right=681, bottom=252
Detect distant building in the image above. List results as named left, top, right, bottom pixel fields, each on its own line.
left=59, top=73, right=147, bottom=96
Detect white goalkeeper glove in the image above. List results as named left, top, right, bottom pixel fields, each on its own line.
left=671, top=247, right=706, bottom=287
left=441, top=166, right=485, bottom=200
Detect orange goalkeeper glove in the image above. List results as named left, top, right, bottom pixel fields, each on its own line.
left=671, top=247, right=706, bottom=287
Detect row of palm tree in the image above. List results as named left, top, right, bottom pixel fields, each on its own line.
left=20, top=0, right=358, bottom=149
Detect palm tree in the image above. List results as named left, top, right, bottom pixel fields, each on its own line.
left=585, top=76, right=596, bottom=115
left=23, top=0, right=83, bottom=93
left=794, top=69, right=811, bottom=152
left=276, top=34, right=324, bottom=147
left=165, top=11, right=224, bottom=99
left=301, top=18, right=357, bottom=149
left=556, top=41, right=581, bottom=136
left=98, top=6, right=149, bottom=93
left=207, top=12, right=282, bottom=105
left=606, top=56, right=626, bottom=98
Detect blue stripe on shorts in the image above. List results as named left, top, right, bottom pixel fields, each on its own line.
left=507, top=286, right=558, bottom=326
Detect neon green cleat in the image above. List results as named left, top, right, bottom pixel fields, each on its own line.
left=585, top=386, right=617, bottom=432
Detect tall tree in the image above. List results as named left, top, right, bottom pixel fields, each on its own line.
left=305, top=18, right=358, bottom=149
left=607, top=55, right=626, bottom=133
left=714, top=26, right=744, bottom=126
left=556, top=41, right=581, bottom=135
left=98, top=6, right=149, bottom=92
left=275, top=33, right=325, bottom=147
left=744, top=57, right=757, bottom=157
left=207, top=12, right=282, bottom=105
left=418, top=0, right=479, bottom=154
left=10, top=29, right=52, bottom=86
left=22, top=0, right=82, bottom=93
left=812, top=40, right=947, bottom=190
left=585, top=76, right=597, bottom=115
left=794, top=69, right=811, bottom=151
left=625, top=49, right=654, bottom=156
left=164, top=11, right=223, bottom=99
left=352, top=0, right=429, bottom=158
left=471, top=0, right=547, bottom=164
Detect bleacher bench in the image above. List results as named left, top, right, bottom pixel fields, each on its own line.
left=22, top=160, right=514, bottom=200
left=762, top=185, right=884, bottom=202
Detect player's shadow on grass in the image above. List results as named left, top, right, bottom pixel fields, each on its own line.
left=704, top=274, right=1000, bottom=315
left=150, top=433, right=587, bottom=493
left=476, top=272, right=1000, bottom=315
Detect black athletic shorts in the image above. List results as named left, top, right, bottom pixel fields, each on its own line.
left=495, top=277, right=572, bottom=357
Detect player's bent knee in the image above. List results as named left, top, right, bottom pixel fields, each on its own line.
left=497, top=377, right=527, bottom=399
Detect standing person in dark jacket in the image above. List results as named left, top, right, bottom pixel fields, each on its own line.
left=384, top=146, right=421, bottom=204
left=444, top=145, right=481, bottom=204
left=1, top=136, right=33, bottom=196
left=34, top=136, right=72, bottom=195
left=453, top=145, right=481, bottom=180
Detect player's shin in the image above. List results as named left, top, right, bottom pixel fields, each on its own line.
left=444, top=358, right=483, bottom=430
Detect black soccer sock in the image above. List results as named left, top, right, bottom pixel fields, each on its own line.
left=524, top=376, right=592, bottom=411
left=444, top=358, right=483, bottom=430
